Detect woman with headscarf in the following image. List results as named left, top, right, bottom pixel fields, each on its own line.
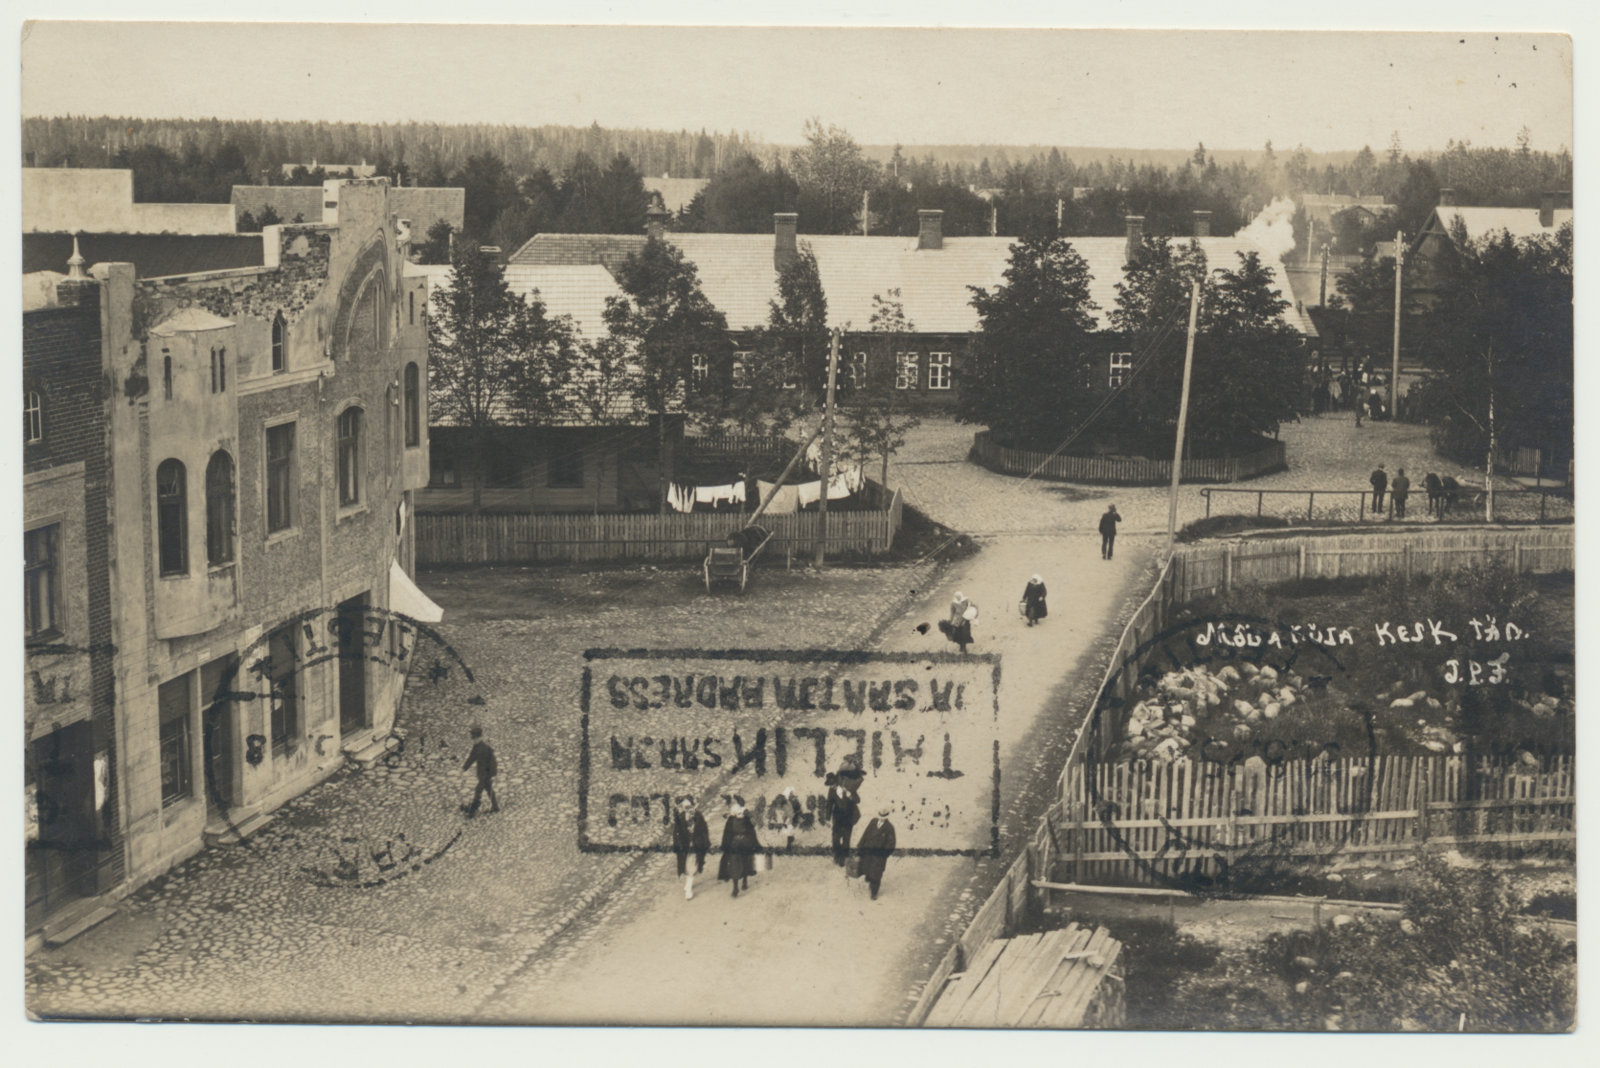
left=938, top=591, right=977, bottom=654
left=766, top=786, right=800, bottom=852
left=717, top=801, right=762, bottom=897
left=1020, top=575, right=1048, bottom=626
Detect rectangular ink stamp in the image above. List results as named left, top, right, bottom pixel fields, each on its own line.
left=580, top=649, right=1001, bottom=856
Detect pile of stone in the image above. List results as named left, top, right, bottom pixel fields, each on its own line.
left=1121, top=662, right=1310, bottom=761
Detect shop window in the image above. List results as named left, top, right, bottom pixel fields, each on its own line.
left=159, top=672, right=194, bottom=807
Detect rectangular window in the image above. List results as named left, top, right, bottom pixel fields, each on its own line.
left=690, top=354, right=709, bottom=386
left=408, top=291, right=415, bottom=326
left=337, top=408, right=362, bottom=507
left=266, top=422, right=295, bottom=533
left=731, top=353, right=751, bottom=390
left=1109, top=352, right=1133, bottom=389
left=429, top=448, right=458, bottom=487
left=267, top=626, right=299, bottom=757
left=547, top=447, right=584, bottom=489
left=25, top=391, right=43, bottom=444
left=928, top=352, right=953, bottom=390
left=895, top=353, right=919, bottom=390
left=849, top=353, right=867, bottom=392
left=159, top=672, right=194, bottom=807
left=162, top=350, right=173, bottom=399
left=24, top=524, right=60, bottom=639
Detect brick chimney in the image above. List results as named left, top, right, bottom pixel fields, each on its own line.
left=1124, top=215, right=1145, bottom=266
left=1437, top=187, right=1456, bottom=207
left=1539, top=191, right=1556, bottom=228
left=645, top=207, right=669, bottom=240
left=917, top=209, right=944, bottom=250
left=1192, top=210, right=1212, bottom=238
left=774, top=212, right=798, bottom=270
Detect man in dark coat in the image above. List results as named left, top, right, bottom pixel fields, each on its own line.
left=830, top=781, right=860, bottom=867
left=461, top=726, right=499, bottom=817
left=717, top=804, right=761, bottom=897
left=1099, top=505, right=1121, bottom=560
left=672, top=798, right=711, bottom=877
left=1369, top=465, right=1387, bottom=514
left=1391, top=468, right=1411, bottom=519
left=855, top=807, right=897, bottom=900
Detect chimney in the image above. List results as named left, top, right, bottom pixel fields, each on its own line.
left=917, top=209, right=944, bottom=250
left=1192, top=210, right=1212, bottom=238
left=774, top=212, right=798, bottom=270
left=645, top=208, right=669, bottom=240
left=1438, top=187, right=1456, bottom=207
left=1539, top=191, right=1556, bottom=228
left=66, top=233, right=87, bottom=279
left=1124, top=215, right=1146, bottom=266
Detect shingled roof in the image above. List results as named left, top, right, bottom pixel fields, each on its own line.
left=510, top=230, right=1315, bottom=335
left=1429, top=206, right=1573, bottom=245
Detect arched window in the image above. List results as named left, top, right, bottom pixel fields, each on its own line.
left=404, top=362, right=421, bottom=447
left=205, top=451, right=236, bottom=566
left=337, top=407, right=363, bottom=506
left=156, top=459, right=188, bottom=576
left=271, top=314, right=287, bottom=373
left=24, top=390, right=43, bottom=443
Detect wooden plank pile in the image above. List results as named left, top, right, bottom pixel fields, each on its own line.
left=922, top=923, right=1123, bottom=1029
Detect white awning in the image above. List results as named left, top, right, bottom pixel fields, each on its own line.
left=389, top=559, right=443, bottom=624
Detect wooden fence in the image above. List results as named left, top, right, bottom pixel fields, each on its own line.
left=1058, top=754, right=1575, bottom=885
left=970, top=430, right=1286, bottom=485
left=1172, top=527, right=1576, bottom=601
left=415, top=489, right=903, bottom=565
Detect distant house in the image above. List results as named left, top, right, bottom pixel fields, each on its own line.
left=506, top=209, right=1314, bottom=411
left=644, top=176, right=710, bottom=216
left=1407, top=187, right=1573, bottom=307
left=1300, top=193, right=1391, bottom=231
left=23, top=168, right=237, bottom=234
left=280, top=160, right=377, bottom=179
left=231, top=181, right=465, bottom=240
left=407, top=261, right=672, bottom=514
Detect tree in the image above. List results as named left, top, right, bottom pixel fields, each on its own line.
left=597, top=153, right=650, bottom=234
left=606, top=236, right=733, bottom=511
left=452, top=152, right=519, bottom=241
left=681, top=155, right=800, bottom=232
left=427, top=245, right=576, bottom=512
left=843, top=292, right=924, bottom=488
left=1410, top=223, right=1572, bottom=472
left=958, top=233, right=1102, bottom=447
left=413, top=220, right=455, bottom=265
left=767, top=242, right=831, bottom=397
left=791, top=119, right=878, bottom=234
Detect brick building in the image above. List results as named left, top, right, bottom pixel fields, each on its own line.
left=23, top=178, right=436, bottom=943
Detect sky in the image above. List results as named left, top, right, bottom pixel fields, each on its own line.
left=17, top=12, right=1575, bottom=155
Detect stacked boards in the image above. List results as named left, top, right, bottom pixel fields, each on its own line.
left=923, top=924, right=1123, bottom=1029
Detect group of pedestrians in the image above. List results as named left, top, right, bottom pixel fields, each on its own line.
left=668, top=782, right=900, bottom=901
left=1371, top=465, right=1459, bottom=519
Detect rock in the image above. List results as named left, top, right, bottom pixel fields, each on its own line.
left=1233, top=724, right=1253, bottom=740
left=1293, top=956, right=1319, bottom=970
left=1331, top=914, right=1354, bottom=927
left=1400, top=919, right=1418, bottom=934
left=1233, top=699, right=1256, bottom=718
left=1240, top=663, right=1259, bottom=678
left=1218, top=665, right=1241, bottom=683
left=1425, top=697, right=1443, bottom=710
left=1259, top=665, right=1279, bottom=681
left=1263, top=703, right=1281, bottom=719
left=1407, top=690, right=1429, bottom=703
left=1294, top=980, right=1311, bottom=995
left=1389, top=698, right=1414, bottom=709
left=1180, top=715, right=1197, bottom=728
left=1423, top=739, right=1449, bottom=752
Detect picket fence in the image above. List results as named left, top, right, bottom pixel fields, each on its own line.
left=415, top=490, right=902, bottom=565
left=970, top=430, right=1286, bottom=485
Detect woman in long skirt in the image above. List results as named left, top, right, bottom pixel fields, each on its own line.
left=717, top=803, right=761, bottom=897
left=941, top=592, right=977, bottom=653
left=1020, top=575, right=1048, bottom=626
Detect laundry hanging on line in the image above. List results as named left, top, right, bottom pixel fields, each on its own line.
left=694, top=482, right=746, bottom=507
left=667, top=481, right=696, bottom=513
left=756, top=480, right=801, bottom=515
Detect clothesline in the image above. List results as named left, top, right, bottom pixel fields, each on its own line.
left=666, top=461, right=866, bottom=514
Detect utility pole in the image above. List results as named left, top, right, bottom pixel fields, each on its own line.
left=862, top=190, right=870, bottom=236
left=1166, top=279, right=1202, bottom=545
left=1486, top=339, right=1495, bottom=523
left=815, top=328, right=841, bottom=568
left=1390, top=229, right=1403, bottom=419
left=1319, top=244, right=1330, bottom=306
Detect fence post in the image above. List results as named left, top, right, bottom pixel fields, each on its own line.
left=1298, top=543, right=1306, bottom=581
left=1222, top=544, right=1233, bottom=594
left=1307, top=491, right=1315, bottom=520
left=1416, top=761, right=1430, bottom=842
left=1073, top=800, right=1085, bottom=885
left=1513, top=542, right=1522, bottom=573
left=1402, top=544, right=1412, bottom=580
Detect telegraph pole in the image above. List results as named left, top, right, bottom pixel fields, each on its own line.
left=1486, top=339, right=1496, bottom=523
left=1166, top=280, right=1202, bottom=545
left=1390, top=229, right=1403, bottom=418
left=815, top=328, right=841, bottom=568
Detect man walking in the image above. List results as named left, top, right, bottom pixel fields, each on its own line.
left=672, top=797, right=710, bottom=897
left=1391, top=468, right=1411, bottom=519
left=1099, top=504, right=1122, bottom=560
left=461, top=725, right=499, bottom=817
left=830, top=779, right=860, bottom=867
left=855, top=807, right=898, bottom=901
left=1369, top=465, right=1387, bottom=515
